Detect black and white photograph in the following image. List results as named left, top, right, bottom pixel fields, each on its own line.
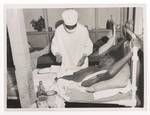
left=6, top=5, right=144, bottom=109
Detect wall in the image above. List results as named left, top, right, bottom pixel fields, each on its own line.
left=23, top=9, right=44, bottom=32
left=47, top=8, right=64, bottom=30
left=76, top=8, right=95, bottom=30
left=46, top=8, right=95, bottom=30
left=134, top=7, right=143, bottom=37
left=24, top=8, right=123, bottom=31
left=97, top=8, right=121, bottom=28
left=23, top=8, right=125, bottom=48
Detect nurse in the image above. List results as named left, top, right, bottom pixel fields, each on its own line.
left=51, top=9, right=93, bottom=75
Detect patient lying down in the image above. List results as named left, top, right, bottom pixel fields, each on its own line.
left=58, top=51, right=132, bottom=94
left=56, top=37, right=141, bottom=96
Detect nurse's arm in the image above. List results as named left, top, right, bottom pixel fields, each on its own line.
left=51, top=32, right=61, bottom=56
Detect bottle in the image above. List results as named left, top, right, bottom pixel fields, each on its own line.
left=109, top=15, right=114, bottom=30
left=106, top=19, right=110, bottom=29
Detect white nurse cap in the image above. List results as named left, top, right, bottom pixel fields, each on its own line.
left=62, top=9, right=78, bottom=26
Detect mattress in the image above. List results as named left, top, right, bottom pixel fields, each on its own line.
left=32, top=64, right=133, bottom=106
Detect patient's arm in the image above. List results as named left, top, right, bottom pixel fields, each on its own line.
left=98, top=37, right=114, bottom=55
left=99, top=24, right=116, bottom=55
left=83, top=31, right=141, bottom=92
left=81, top=51, right=132, bottom=87
left=85, top=63, right=130, bottom=93
left=108, top=51, right=132, bottom=76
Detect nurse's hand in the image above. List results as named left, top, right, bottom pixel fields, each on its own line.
left=77, top=54, right=87, bottom=66
left=56, top=54, right=62, bottom=63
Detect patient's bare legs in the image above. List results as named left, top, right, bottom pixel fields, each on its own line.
left=86, top=64, right=130, bottom=93
left=81, top=51, right=132, bottom=87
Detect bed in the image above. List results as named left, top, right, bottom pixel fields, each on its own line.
left=32, top=46, right=141, bottom=108
left=31, top=27, right=143, bottom=108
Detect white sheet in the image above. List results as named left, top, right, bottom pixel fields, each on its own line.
left=38, top=65, right=61, bottom=74
left=93, top=80, right=132, bottom=100
left=33, top=64, right=131, bottom=102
